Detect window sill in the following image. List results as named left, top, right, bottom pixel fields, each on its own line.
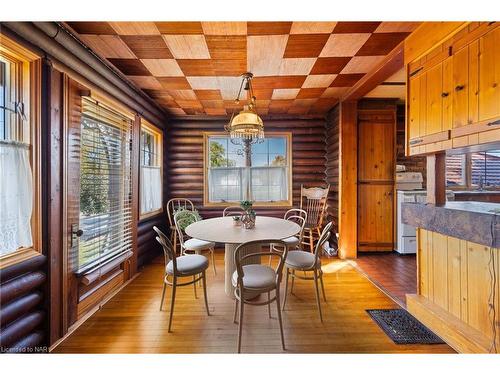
left=203, top=201, right=293, bottom=208
left=0, top=248, right=42, bottom=270
left=139, top=208, right=164, bottom=221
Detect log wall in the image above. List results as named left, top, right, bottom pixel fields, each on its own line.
left=325, top=106, right=340, bottom=227
left=0, top=256, right=47, bottom=353
left=165, top=119, right=327, bottom=219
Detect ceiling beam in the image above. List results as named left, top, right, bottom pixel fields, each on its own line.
left=340, top=41, right=405, bottom=102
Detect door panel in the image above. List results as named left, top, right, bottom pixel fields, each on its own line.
left=426, top=63, right=443, bottom=135
left=408, top=75, right=421, bottom=140
left=452, top=47, right=469, bottom=128
left=478, top=27, right=500, bottom=122
left=442, top=56, right=453, bottom=131
left=357, top=111, right=395, bottom=252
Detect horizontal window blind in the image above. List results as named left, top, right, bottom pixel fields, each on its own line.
left=75, top=97, right=133, bottom=273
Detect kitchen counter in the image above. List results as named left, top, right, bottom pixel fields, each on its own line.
left=402, top=201, right=500, bottom=248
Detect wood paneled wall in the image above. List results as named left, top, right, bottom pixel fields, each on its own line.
left=325, top=106, right=340, bottom=227
left=408, top=229, right=500, bottom=353
left=165, top=118, right=327, bottom=219
left=0, top=256, right=47, bottom=353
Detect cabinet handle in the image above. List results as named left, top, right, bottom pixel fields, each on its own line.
left=441, top=92, right=449, bottom=98
left=409, top=67, right=423, bottom=77
left=487, top=119, right=500, bottom=126
left=409, top=138, right=423, bottom=145
left=455, top=85, right=465, bottom=91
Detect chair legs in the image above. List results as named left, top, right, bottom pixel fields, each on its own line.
left=282, top=268, right=290, bottom=311
left=237, top=295, right=245, bottom=353
left=193, top=275, right=197, bottom=299
left=313, top=269, right=323, bottom=323
left=202, top=271, right=210, bottom=316
left=172, top=229, right=178, bottom=255
left=160, top=282, right=167, bottom=311
left=319, top=270, right=327, bottom=302
left=267, top=292, right=271, bottom=318
left=210, top=248, right=217, bottom=275
left=168, top=277, right=177, bottom=332
left=233, top=297, right=239, bottom=324
left=308, top=228, right=314, bottom=253
left=162, top=272, right=210, bottom=332
left=275, top=287, right=285, bottom=351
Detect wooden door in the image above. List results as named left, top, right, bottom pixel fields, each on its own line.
left=65, top=78, right=137, bottom=328
left=357, top=109, right=396, bottom=252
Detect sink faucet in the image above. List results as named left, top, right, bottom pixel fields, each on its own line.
left=478, top=175, right=484, bottom=191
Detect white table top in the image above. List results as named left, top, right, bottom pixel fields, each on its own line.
left=185, top=216, right=301, bottom=244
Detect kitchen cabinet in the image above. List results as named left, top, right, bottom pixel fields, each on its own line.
left=406, top=22, right=500, bottom=156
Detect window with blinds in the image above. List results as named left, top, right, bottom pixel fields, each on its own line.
left=76, top=97, right=133, bottom=273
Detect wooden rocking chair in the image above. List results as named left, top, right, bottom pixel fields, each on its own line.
left=299, top=184, right=330, bottom=253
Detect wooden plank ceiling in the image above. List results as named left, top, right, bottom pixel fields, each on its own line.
left=66, top=22, right=420, bottom=117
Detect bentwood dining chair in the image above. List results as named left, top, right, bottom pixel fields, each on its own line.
left=153, top=226, right=210, bottom=333
left=174, top=211, right=217, bottom=275
left=232, top=239, right=288, bottom=353
left=167, top=198, right=194, bottom=254
left=223, top=205, right=245, bottom=217
left=282, top=221, right=333, bottom=322
left=272, top=208, right=307, bottom=252
left=299, top=184, right=330, bottom=252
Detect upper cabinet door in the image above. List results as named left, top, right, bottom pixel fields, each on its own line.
left=408, top=74, right=421, bottom=141
left=452, top=46, right=469, bottom=128
left=426, top=63, right=444, bottom=135
left=478, top=27, right=500, bottom=122
left=442, top=56, right=453, bottom=131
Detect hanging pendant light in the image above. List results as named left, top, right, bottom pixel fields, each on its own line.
left=225, top=72, right=264, bottom=140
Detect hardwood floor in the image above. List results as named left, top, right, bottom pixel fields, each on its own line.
left=351, top=252, right=417, bottom=307
left=53, top=252, right=453, bottom=354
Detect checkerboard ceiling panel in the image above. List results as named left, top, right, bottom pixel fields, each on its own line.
left=66, top=21, right=419, bottom=117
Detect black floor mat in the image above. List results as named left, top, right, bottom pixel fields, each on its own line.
left=366, top=309, right=445, bottom=345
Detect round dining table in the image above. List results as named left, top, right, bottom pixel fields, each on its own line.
left=185, top=216, right=301, bottom=297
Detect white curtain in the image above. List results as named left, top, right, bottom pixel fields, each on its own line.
left=0, top=141, right=33, bottom=255
left=140, top=166, right=161, bottom=214
left=250, top=166, right=288, bottom=202
left=208, top=167, right=246, bottom=202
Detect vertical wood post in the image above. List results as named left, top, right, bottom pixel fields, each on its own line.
left=338, top=101, right=358, bottom=259
left=426, top=153, right=446, bottom=205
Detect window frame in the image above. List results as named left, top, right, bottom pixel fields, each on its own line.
left=446, top=152, right=500, bottom=190
left=0, top=33, right=42, bottom=269
left=139, top=120, right=163, bottom=219
left=203, top=131, right=293, bottom=207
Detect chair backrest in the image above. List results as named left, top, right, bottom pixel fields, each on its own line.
left=153, top=226, right=176, bottom=272
left=167, top=198, right=194, bottom=227
left=223, top=205, right=245, bottom=217
left=233, top=239, right=288, bottom=290
left=313, top=221, right=333, bottom=264
left=300, top=184, right=330, bottom=228
left=173, top=210, right=199, bottom=250
left=284, top=208, right=307, bottom=243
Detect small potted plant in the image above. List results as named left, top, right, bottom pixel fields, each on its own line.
left=232, top=215, right=241, bottom=227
